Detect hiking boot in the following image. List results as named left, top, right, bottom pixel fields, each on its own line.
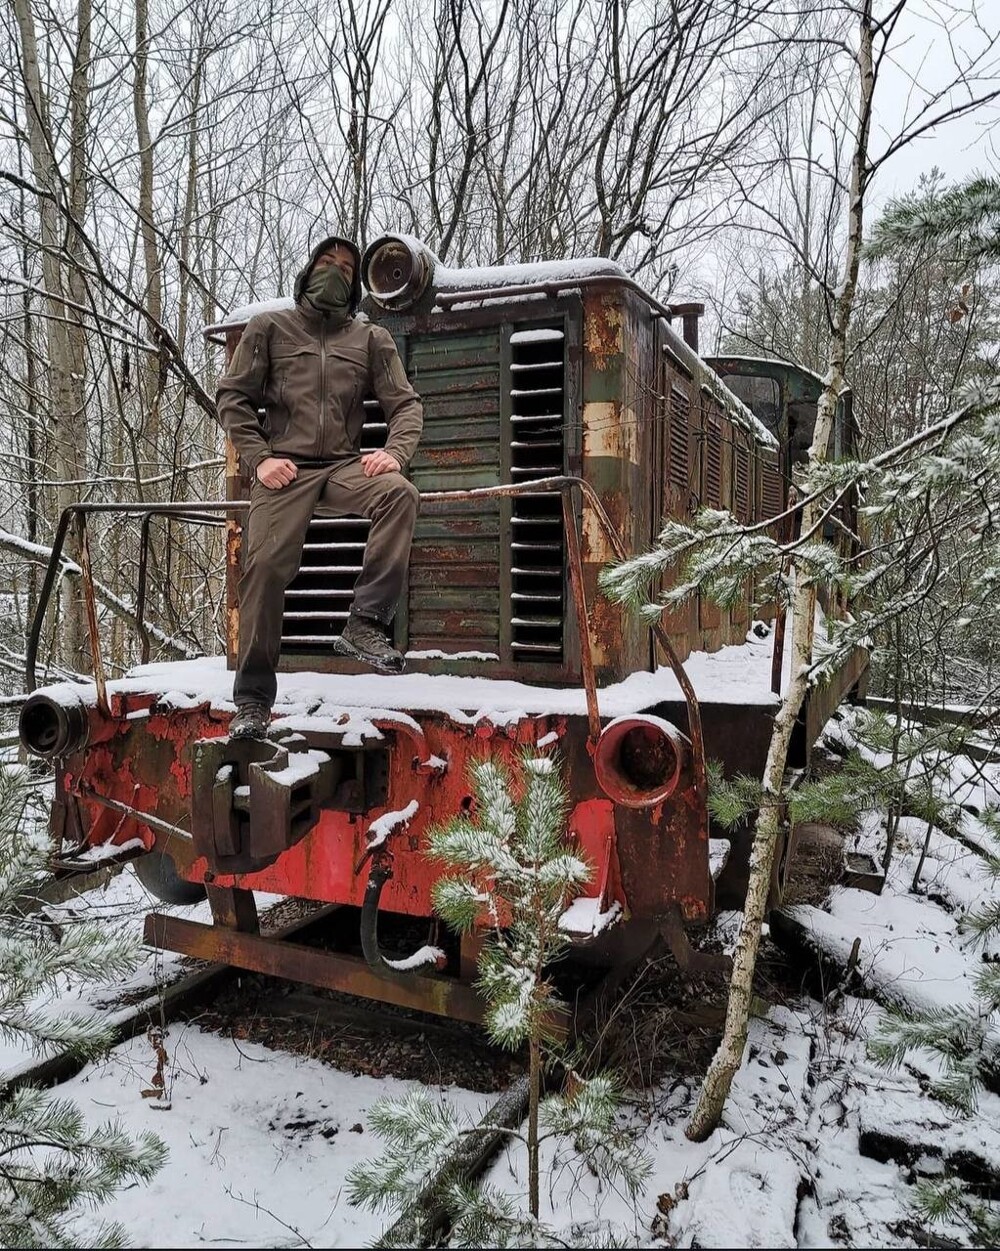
left=229, top=702, right=271, bottom=740
left=333, top=613, right=405, bottom=674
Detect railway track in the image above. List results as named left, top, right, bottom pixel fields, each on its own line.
left=1, top=888, right=339, bottom=1097
left=3, top=866, right=670, bottom=1248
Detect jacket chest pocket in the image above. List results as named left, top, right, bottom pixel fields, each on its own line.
left=325, top=346, right=368, bottom=416
left=271, top=344, right=319, bottom=412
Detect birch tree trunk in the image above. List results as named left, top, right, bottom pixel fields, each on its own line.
left=686, top=0, right=875, bottom=1143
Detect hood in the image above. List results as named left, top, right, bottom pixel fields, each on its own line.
left=293, top=235, right=363, bottom=312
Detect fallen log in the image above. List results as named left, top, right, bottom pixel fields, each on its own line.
left=375, top=1075, right=530, bottom=1249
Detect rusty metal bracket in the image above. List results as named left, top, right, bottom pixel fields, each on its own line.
left=190, top=734, right=338, bottom=875
left=145, top=913, right=478, bottom=1022
left=561, top=484, right=601, bottom=748
left=660, top=905, right=732, bottom=979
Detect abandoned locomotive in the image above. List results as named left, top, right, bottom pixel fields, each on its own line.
left=18, top=235, right=865, bottom=1018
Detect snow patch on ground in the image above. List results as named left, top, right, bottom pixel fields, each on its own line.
left=70, top=1028, right=484, bottom=1249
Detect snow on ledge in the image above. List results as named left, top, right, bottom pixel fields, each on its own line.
left=366, top=799, right=420, bottom=851
left=405, top=649, right=500, bottom=662
left=71, top=836, right=145, bottom=864
left=31, top=627, right=785, bottom=724
left=559, top=897, right=622, bottom=937
left=383, top=944, right=446, bottom=972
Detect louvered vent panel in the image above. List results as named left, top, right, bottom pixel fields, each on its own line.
left=280, top=400, right=387, bottom=648
left=761, top=460, right=784, bottom=525
left=734, top=438, right=750, bottom=520
left=705, top=415, right=723, bottom=508
left=509, top=327, right=565, bottom=663
left=407, top=331, right=503, bottom=653
left=668, top=386, right=690, bottom=491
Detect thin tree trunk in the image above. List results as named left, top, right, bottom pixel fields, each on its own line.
left=686, top=0, right=875, bottom=1143
left=528, top=1035, right=540, bottom=1220
left=133, top=0, right=165, bottom=454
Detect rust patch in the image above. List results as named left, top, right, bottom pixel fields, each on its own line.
left=583, top=291, right=622, bottom=369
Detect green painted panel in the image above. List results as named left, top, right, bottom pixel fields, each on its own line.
left=422, top=396, right=500, bottom=425
left=409, top=333, right=502, bottom=371
left=410, top=539, right=500, bottom=564
left=411, top=442, right=498, bottom=469
left=410, top=465, right=499, bottom=490
left=415, top=369, right=501, bottom=398
left=409, top=564, right=500, bottom=588
left=414, top=511, right=500, bottom=541
left=409, top=608, right=501, bottom=635
left=413, top=585, right=500, bottom=610
left=405, top=329, right=503, bottom=654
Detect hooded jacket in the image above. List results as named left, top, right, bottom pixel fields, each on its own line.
left=216, top=236, right=423, bottom=473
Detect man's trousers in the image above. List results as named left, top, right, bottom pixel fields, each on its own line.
left=233, top=459, right=419, bottom=708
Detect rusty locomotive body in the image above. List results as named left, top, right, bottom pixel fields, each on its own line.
left=19, top=237, right=865, bottom=1016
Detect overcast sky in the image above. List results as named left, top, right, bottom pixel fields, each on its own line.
left=870, top=0, right=999, bottom=202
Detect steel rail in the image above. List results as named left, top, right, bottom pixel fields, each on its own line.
left=0, top=899, right=339, bottom=1100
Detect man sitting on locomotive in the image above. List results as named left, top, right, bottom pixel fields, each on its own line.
left=217, top=235, right=423, bottom=741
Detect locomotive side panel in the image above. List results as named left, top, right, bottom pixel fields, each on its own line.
left=578, top=286, right=655, bottom=683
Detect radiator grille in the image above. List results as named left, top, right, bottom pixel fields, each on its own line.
left=509, top=327, right=565, bottom=663
left=761, top=457, right=784, bottom=525
left=280, top=398, right=386, bottom=648
left=734, top=437, right=751, bottom=521
left=705, top=415, right=723, bottom=508
left=668, top=385, right=690, bottom=492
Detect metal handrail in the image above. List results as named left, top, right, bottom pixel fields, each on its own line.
left=136, top=511, right=227, bottom=664
left=26, top=480, right=705, bottom=799
left=26, top=501, right=246, bottom=698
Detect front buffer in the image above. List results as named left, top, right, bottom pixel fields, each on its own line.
left=20, top=683, right=713, bottom=1021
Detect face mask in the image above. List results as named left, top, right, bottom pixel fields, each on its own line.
left=304, top=265, right=352, bottom=318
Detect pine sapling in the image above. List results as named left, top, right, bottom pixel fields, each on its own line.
left=0, top=766, right=166, bottom=1249
left=347, top=752, right=651, bottom=1246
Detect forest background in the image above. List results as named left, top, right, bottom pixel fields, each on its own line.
left=0, top=0, right=998, bottom=716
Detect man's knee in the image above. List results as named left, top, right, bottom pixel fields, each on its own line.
left=378, top=473, right=419, bottom=517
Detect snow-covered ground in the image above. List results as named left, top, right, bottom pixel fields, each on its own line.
left=5, top=708, right=998, bottom=1248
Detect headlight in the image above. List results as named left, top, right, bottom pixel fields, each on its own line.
left=361, top=235, right=434, bottom=310
left=593, top=714, right=689, bottom=808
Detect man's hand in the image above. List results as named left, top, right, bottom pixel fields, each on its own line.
left=361, top=450, right=401, bottom=477
left=256, top=457, right=298, bottom=489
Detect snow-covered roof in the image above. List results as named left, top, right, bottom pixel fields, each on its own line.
left=205, top=254, right=629, bottom=335
left=432, top=256, right=627, bottom=292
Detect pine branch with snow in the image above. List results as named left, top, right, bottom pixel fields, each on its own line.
left=0, top=766, right=166, bottom=1248
left=863, top=175, right=1000, bottom=267
left=912, top=1176, right=1000, bottom=1246
left=348, top=752, right=650, bottom=1242
left=538, top=1074, right=653, bottom=1201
